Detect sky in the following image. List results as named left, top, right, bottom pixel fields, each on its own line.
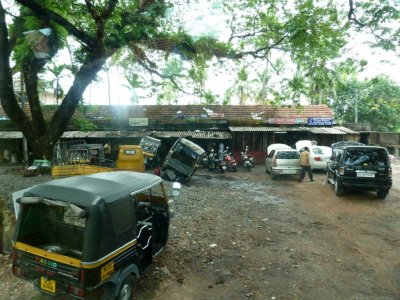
left=74, top=0, right=399, bottom=106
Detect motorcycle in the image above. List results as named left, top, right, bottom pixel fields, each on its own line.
left=241, top=146, right=255, bottom=171
left=223, top=147, right=237, bottom=172
left=207, top=149, right=226, bottom=173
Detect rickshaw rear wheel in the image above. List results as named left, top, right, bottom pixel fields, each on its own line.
left=117, top=275, right=135, bottom=300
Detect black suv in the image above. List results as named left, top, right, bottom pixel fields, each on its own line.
left=327, top=143, right=392, bottom=199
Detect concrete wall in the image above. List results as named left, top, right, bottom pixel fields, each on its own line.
left=379, top=133, right=400, bottom=145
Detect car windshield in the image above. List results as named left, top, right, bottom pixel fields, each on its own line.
left=344, top=148, right=388, bottom=167
left=312, top=148, right=324, bottom=155
left=171, top=143, right=199, bottom=164
left=276, top=151, right=300, bottom=159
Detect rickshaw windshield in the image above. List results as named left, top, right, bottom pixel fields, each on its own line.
left=16, top=199, right=86, bottom=259
left=133, top=182, right=167, bottom=204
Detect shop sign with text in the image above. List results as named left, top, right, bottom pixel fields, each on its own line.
left=267, top=118, right=307, bottom=125
left=129, top=118, right=148, bottom=127
left=307, top=117, right=332, bottom=126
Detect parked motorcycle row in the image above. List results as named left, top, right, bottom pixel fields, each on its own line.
left=201, top=146, right=254, bottom=173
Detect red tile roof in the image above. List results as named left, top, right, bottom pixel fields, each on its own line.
left=1, top=104, right=333, bottom=121
left=79, top=104, right=333, bottom=120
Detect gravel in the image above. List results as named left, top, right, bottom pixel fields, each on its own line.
left=1, top=164, right=399, bottom=300
left=0, top=165, right=54, bottom=210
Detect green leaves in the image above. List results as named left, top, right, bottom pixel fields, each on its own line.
left=332, top=76, right=400, bottom=132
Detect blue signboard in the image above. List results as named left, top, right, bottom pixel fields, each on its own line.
left=308, top=117, right=332, bottom=126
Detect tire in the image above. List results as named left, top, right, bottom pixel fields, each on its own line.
left=334, top=178, right=344, bottom=196
left=377, top=190, right=388, bottom=199
left=117, top=275, right=135, bottom=300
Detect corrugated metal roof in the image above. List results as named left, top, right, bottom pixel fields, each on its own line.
left=308, top=127, right=346, bottom=135
left=151, top=130, right=232, bottom=139
left=229, top=127, right=309, bottom=132
left=61, top=131, right=80, bottom=138
left=0, top=126, right=355, bottom=140
left=230, top=126, right=355, bottom=135
left=59, top=130, right=231, bottom=139
left=0, top=131, right=23, bottom=139
left=333, top=126, right=359, bottom=134
left=60, top=131, right=150, bottom=138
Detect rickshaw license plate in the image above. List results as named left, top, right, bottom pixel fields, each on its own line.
left=40, top=277, right=56, bottom=293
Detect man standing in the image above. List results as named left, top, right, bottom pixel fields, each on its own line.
left=299, top=147, right=314, bottom=182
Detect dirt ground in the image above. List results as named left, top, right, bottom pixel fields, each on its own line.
left=1, top=163, right=400, bottom=300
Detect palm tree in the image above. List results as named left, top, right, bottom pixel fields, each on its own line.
left=224, top=65, right=254, bottom=104
left=46, top=63, right=67, bottom=105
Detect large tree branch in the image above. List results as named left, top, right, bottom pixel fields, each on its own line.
left=348, top=0, right=366, bottom=28
left=0, top=2, right=32, bottom=136
left=84, top=0, right=119, bottom=53
left=48, top=52, right=112, bottom=141
left=16, top=0, right=95, bottom=49
left=22, top=65, right=46, bottom=133
left=129, top=43, right=189, bottom=94
left=102, top=0, right=119, bottom=20
left=84, top=0, right=99, bottom=21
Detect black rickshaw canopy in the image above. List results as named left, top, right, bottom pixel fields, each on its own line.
left=23, top=171, right=163, bottom=207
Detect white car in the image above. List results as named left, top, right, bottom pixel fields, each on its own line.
left=309, top=146, right=332, bottom=170
left=295, top=140, right=317, bottom=150
left=295, top=141, right=332, bottom=171
left=266, top=143, right=291, bottom=155
left=266, top=144, right=301, bottom=180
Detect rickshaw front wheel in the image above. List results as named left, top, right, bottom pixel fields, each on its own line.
left=117, top=275, right=135, bottom=300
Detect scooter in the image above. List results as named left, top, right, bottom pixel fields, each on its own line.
left=208, top=149, right=226, bottom=173
left=241, top=146, right=255, bottom=171
left=223, top=147, right=238, bottom=172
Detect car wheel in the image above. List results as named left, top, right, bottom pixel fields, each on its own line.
left=334, top=178, right=344, bottom=196
left=377, top=190, right=388, bottom=199
left=117, top=275, right=135, bottom=300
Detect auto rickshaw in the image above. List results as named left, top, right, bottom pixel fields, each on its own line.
left=161, top=137, right=205, bottom=183
left=12, top=171, right=177, bottom=300
left=115, top=145, right=145, bottom=172
left=139, top=136, right=161, bottom=168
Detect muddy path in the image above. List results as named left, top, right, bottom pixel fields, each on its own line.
left=132, top=166, right=400, bottom=300
left=1, top=165, right=399, bottom=300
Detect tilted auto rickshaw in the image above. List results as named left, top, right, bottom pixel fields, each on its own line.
left=12, top=171, right=177, bottom=300
left=161, top=137, right=205, bottom=183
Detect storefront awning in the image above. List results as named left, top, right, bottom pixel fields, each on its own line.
left=229, top=126, right=357, bottom=135
left=229, top=126, right=310, bottom=132
left=0, top=126, right=355, bottom=140
left=308, top=127, right=347, bottom=135
left=61, top=131, right=151, bottom=138
left=150, top=130, right=232, bottom=139
left=61, top=130, right=232, bottom=139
